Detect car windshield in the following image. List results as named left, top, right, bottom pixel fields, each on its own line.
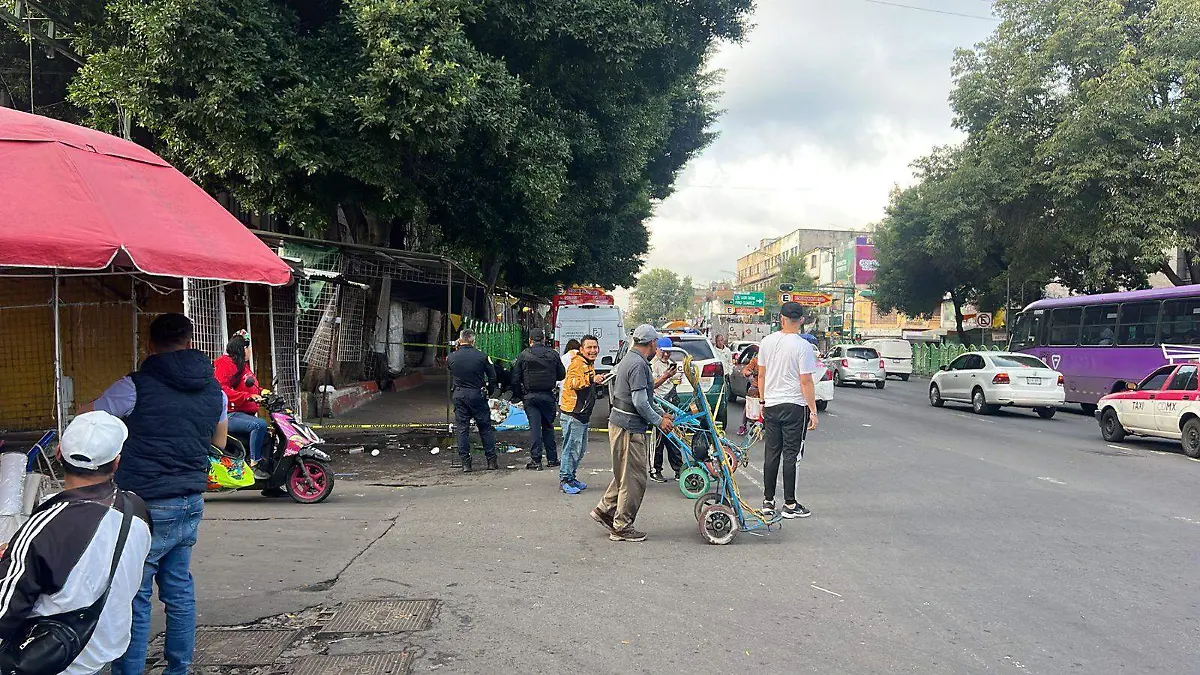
left=846, top=347, right=878, bottom=360
left=990, top=354, right=1049, bottom=369
left=670, top=339, right=714, bottom=360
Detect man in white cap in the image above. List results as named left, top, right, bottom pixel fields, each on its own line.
left=590, top=324, right=675, bottom=542
left=0, top=411, right=152, bottom=674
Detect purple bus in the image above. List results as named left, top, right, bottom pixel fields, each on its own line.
left=1008, top=285, right=1200, bottom=413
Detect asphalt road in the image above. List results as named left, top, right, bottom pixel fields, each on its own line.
left=191, top=377, right=1200, bottom=674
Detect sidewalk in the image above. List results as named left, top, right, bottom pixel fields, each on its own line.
left=321, top=375, right=453, bottom=428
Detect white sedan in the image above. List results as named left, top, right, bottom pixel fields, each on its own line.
left=928, top=351, right=1065, bottom=418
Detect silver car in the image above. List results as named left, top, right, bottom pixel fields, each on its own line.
left=929, top=351, right=1065, bottom=418
left=825, top=345, right=886, bottom=389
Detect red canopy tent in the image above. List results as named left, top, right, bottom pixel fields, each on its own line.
left=0, top=108, right=294, bottom=436
left=0, top=107, right=291, bottom=285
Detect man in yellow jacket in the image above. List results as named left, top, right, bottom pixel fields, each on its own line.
left=558, top=335, right=608, bottom=494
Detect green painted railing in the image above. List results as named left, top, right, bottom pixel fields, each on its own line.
left=911, top=343, right=1006, bottom=376
left=463, top=319, right=523, bottom=365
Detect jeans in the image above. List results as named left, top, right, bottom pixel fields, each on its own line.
left=762, top=403, right=809, bottom=505
left=227, top=411, right=268, bottom=462
left=453, top=390, right=496, bottom=460
left=114, top=493, right=203, bottom=675
left=559, top=415, right=589, bottom=482
left=524, top=393, right=558, bottom=464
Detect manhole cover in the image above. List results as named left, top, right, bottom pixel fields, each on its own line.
left=193, top=629, right=297, bottom=666
left=322, top=599, right=439, bottom=633
left=293, top=652, right=414, bottom=675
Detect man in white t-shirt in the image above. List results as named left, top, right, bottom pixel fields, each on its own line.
left=755, top=302, right=822, bottom=519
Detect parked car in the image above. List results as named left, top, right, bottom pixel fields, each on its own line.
left=1096, top=361, right=1200, bottom=458
left=864, top=338, right=913, bottom=381
left=825, top=345, right=887, bottom=388
left=929, top=351, right=1065, bottom=417
left=659, top=332, right=729, bottom=427
left=728, top=343, right=833, bottom=411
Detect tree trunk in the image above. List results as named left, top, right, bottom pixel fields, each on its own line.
left=1160, top=259, right=1185, bottom=286
left=422, top=309, right=443, bottom=368
left=1186, top=250, right=1200, bottom=285
left=950, top=290, right=969, bottom=345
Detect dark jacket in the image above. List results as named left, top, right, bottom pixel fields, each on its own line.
left=117, top=350, right=224, bottom=501
left=512, top=344, right=566, bottom=397
left=448, top=345, right=496, bottom=393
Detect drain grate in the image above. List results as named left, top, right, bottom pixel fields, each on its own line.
left=193, top=629, right=297, bottom=666
left=292, top=652, right=414, bottom=675
left=321, top=599, right=439, bottom=633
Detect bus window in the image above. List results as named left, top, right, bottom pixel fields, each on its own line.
left=1011, top=310, right=1047, bottom=349
left=1049, top=307, right=1082, bottom=346
left=1080, top=304, right=1118, bottom=346
left=1160, top=299, right=1200, bottom=345
left=1117, top=301, right=1160, bottom=346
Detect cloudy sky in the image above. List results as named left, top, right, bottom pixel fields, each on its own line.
left=622, top=0, right=999, bottom=303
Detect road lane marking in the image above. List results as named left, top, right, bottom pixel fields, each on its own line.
left=1175, top=516, right=1200, bottom=526
left=953, top=413, right=996, bottom=424
left=810, top=583, right=843, bottom=598
left=1106, top=444, right=1136, bottom=453
left=1037, top=476, right=1066, bottom=485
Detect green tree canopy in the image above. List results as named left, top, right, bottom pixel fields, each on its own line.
left=950, top=0, right=1200, bottom=291
left=3, top=0, right=754, bottom=294
left=872, top=146, right=1004, bottom=344
left=630, top=268, right=693, bottom=325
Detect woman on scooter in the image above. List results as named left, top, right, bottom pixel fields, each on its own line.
left=213, top=330, right=268, bottom=476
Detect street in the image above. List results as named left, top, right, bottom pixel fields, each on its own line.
left=181, top=378, right=1200, bottom=674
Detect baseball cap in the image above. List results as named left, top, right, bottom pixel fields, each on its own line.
left=60, top=411, right=127, bottom=470
left=530, top=328, right=546, bottom=342
left=655, top=337, right=673, bottom=349
left=780, top=302, right=806, bottom=319
left=632, top=324, right=660, bottom=344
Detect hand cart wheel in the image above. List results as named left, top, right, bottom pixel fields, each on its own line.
left=698, top=503, right=738, bottom=545
left=694, top=491, right=723, bottom=522
left=678, top=466, right=711, bottom=500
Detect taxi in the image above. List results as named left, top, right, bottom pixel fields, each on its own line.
left=1097, top=361, right=1200, bottom=458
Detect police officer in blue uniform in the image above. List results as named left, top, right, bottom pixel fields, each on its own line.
left=447, top=329, right=498, bottom=472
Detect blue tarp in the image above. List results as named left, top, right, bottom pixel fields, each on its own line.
left=494, top=404, right=529, bottom=432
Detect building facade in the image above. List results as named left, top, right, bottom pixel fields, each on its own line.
left=736, top=227, right=867, bottom=291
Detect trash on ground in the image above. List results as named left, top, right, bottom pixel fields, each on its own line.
left=345, top=446, right=365, bottom=455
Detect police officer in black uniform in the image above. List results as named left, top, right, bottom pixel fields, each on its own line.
left=447, top=329, right=498, bottom=472
left=512, top=328, right=566, bottom=470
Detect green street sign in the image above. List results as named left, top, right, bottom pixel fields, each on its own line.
left=732, top=292, right=764, bottom=308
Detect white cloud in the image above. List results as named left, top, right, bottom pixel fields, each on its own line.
left=638, top=0, right=997, bottom=285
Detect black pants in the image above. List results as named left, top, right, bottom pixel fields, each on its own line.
left=653, top=392, right=683, bottom=474
left=524, top=392, right=558, bottom=464
left=762, top=403, right=809, bottom=504
left=454, top=390, right=496, bottom=460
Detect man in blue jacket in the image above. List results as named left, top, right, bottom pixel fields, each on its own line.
left=87, top=313, right=227, bottom=675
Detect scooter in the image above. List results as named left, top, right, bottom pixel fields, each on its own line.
left=211, top=391, right=335, bottom=504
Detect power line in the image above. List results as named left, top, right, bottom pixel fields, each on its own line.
left=858, top=0, right=999, bottom=21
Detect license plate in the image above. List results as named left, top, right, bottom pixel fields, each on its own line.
left=856, top=372, right=871, bottom=379
left=1027, top=377, right=1042, bottom=385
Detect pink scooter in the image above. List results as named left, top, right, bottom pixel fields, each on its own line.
left=220, top=391, right=335, bottom=504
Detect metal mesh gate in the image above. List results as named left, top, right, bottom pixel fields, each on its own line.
left=269, top=285, right=301, bottom=412
left=183, top=278, right=228, bottom=361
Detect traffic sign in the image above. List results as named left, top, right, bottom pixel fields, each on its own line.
left=779, top=292, right=833, bottom=307
left=978, top=312, right=992, bottom=328
left=733, top=306, right=765, bottom=316
left=732, top=292, right=764, bottom=308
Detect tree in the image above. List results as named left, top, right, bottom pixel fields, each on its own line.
left=630, top=268, right=693, bottom=325
left=873, top=147, right=1004, bottom=344
left=763, top=254, right=818, bottom=321
left=950, top=0, right=1200, bottom=291
left=3, top=0, right=755, bottom=295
